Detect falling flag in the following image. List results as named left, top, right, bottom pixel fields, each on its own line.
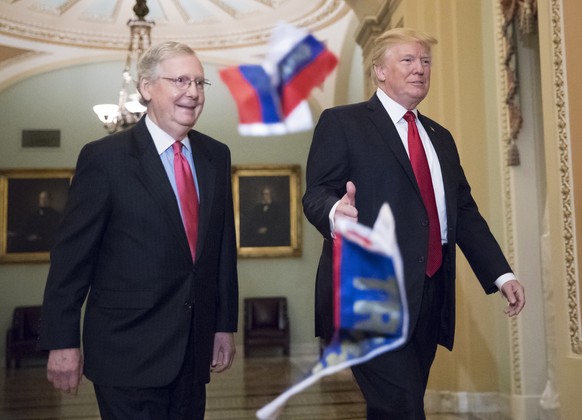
left=219, top=22, right=338, bottom=136
left=256, top=203, right=409, bottom=419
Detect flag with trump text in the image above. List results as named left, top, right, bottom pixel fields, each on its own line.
left=219, top=22, right=338, bottom=136
left=256, top=203, right=409, bottom=419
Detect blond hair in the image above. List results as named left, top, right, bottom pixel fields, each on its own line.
left=369, top=28, right=438, bottom=87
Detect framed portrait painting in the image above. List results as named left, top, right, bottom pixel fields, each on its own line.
left=0, top=169, right=74, bottom=263
left=232, top=164, right=301, bottom=258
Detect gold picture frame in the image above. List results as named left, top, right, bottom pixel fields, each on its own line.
left=0, top=168, right=74, bottom=263
left=232, top=164, right=302, bottom=258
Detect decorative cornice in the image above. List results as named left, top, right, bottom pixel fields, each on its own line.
left=209, top=0, right=255, bottom=19
left=0, top=0, right=348, bottom=51
left=29, top=0, right=80, bottom=16
left=550, top=0, right=582, bottom=355
left=0, top=16, right=130, bottom=50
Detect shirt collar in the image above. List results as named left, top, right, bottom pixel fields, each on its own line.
left=375, top=88, right=418, bottom=124
left=145, top=115, right=192, bottom=155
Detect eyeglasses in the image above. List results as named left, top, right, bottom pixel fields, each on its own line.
left=161, top=76, right=211, bottom=91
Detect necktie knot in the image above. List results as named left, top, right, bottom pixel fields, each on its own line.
left=172, top=141, right=183, bottom=155
left=403, top=111, right=416, bottom=124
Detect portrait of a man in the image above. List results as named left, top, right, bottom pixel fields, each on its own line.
left=232, top=165, right=301, bottom=258
left=4, top=175, right=70, bottom=256
left=239, top=176, right=291, bottom=248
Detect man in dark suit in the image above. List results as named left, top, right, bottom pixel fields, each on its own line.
left=302, top=28, right=525, bottom=419
left=38, top=41, right=238, bottom=420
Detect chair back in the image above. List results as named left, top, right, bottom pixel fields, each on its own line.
left=243, top=297, right=290, bottom=357
left=248, top=298, right=287, bottom=330
left=12, top=305, right=42, bottom=340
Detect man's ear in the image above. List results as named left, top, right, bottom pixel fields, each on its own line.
left=139, top=78, right=152, bottom=102
left=373, top=64, right=386, bottom=82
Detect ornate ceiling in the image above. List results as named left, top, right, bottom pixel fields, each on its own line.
left=0, top=0, right=353, bottom=89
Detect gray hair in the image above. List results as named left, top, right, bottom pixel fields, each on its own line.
left=369, top=28, right=438, bottom=87
left=137, top=41, right=197, bottom=82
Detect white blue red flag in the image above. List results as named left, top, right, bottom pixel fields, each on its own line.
left=256, top=203, right=409, bottom=419
left=219, top=22, right=338, bottom=136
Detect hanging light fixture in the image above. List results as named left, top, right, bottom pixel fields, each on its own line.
left=93, top=0, right=154, bottom=133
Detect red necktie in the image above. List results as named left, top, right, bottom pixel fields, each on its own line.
left=173, top=141, right=199, bottom=261
left=403, top=111, right=442, bottom=277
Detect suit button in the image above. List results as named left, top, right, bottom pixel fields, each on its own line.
left=418, top=256, right=425, bottom=263
left=184, top=301, right=193, bottom=309
left=421, top=219, right=429, bottom=227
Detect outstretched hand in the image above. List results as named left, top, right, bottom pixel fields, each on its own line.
left=335, top=181, right=358, bottom=223
left=500, top=279, right=525, bottom=317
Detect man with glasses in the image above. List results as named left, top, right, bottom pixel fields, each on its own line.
left=38, top=41, right=238, bottom=420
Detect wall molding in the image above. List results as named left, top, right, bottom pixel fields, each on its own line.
left=424, top=390, right=510, bottom=416
left=493, top=0, right=524, bottom=395
left=549, top=0, right=582, bottom=357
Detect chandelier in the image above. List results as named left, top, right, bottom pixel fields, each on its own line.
left=93, top=0, right=154, bottom=133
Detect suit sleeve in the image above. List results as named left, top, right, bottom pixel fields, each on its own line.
left=303, top=109, right=351, bottom=240
left=38, top=143, right=112, bottom=349
left=453, top=156, right=512, bottom=293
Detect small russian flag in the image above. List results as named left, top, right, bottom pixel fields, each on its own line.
left=277, top=33, right=338, bottom=117
left=219, top=22, right=338, bottom=136
left=219, top=65, right=282, bottom=125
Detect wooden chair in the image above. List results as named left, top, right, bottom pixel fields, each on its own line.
left=244, top=297, right=290, bottom=357
left=6, top=305, right=46, bottom=368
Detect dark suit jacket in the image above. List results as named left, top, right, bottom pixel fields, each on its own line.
left=38, top=117, right=238, bottom=387
left=302, top=94, right=511, bottom=350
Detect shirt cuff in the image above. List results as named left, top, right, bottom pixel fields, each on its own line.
left=495, top=273, right=516, bottom=290
left=328, top=200, right=341, bottom=238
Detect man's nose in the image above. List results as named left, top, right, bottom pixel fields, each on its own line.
left=413, top=58, right=425, bottom=73
left=185, top=82, right=200, bottom=97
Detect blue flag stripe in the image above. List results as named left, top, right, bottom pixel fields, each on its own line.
left=238, top=65, right=282, bottom=123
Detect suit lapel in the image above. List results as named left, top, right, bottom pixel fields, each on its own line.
left=418, top=113, right=456, bottom=223
left=130, top=119, right=192, bottom=261
left=189, top=130, right=216, bottom=262
left=366, top=95, right=420, bottom=195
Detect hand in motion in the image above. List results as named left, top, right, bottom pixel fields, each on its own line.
left=211, top=332, right=236, bottom=373
left=47, top=348, right=83, bottom=394
left=501, top=279, right=525, bottom=317
left=335, top=181, right=358, bottom=223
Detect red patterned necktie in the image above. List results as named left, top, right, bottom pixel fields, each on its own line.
left=173, top=141, right=199, bottom=261
left=403, top=111, right=442, bottom=277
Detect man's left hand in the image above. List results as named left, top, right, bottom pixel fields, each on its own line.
left=211, top=332, right=236, bottom=373
left=500, top=279, right=525, bottom=317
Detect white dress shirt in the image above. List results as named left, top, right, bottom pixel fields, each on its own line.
left=146, top=115, right=200, bottom=221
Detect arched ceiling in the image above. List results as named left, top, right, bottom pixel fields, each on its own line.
left=0, top=0, right=354, bottom=90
